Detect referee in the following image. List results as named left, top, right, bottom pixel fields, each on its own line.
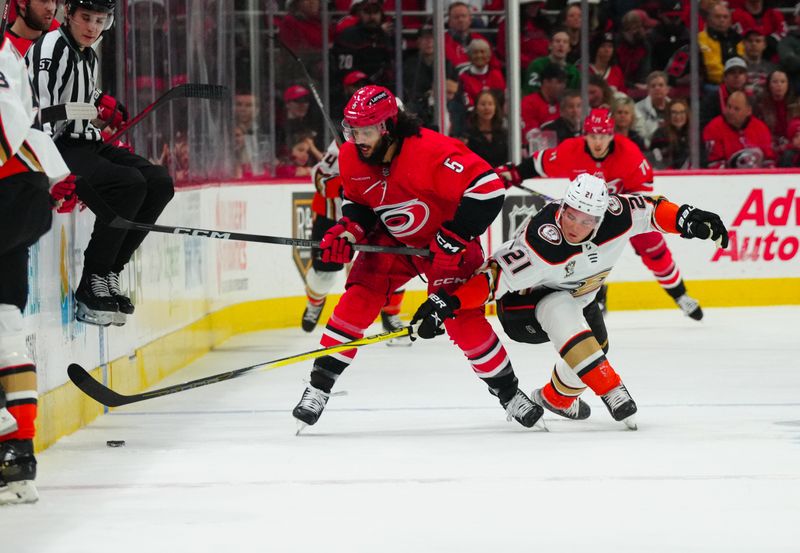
left=26, top=0, right=174, bottom=327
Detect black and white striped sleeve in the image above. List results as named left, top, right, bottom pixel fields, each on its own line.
left=26, top=31, right=72, bottom=136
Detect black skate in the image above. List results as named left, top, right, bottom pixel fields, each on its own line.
left=292, top=384, right=330, bottom=433
left=532, top=388, right=591, bottom=420
left=381, top=311, right=412, bottom=347
left=676, top=294, right=703, bottom=321
left=0, top=439, right=38, bottom=505
left=75, top=273, right=119, bottom=327
left=301, top=299, right=325, bottom=333
left=501, top=389, right=546, bottom=429
left=106, top=271, right=134, bottom=326
left=601, top=383, right=638, bottom=430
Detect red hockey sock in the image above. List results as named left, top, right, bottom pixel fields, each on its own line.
left=542, top=382, right=577, bottom=410
left=381, top=289, right=405, bottom=316
left=580, top=360, right=621, bottom=396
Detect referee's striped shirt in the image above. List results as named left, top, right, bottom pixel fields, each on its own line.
left=26, top=26, right=102, bottom=141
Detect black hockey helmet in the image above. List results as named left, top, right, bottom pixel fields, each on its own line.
left=65, top=0, right=116, bottom=31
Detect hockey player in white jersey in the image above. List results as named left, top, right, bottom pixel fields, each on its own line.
left=301, top=139, right=411, bottom=345
left=411, top=174, right=728, bottom=430
left=0, top=34, right=77, bottom=504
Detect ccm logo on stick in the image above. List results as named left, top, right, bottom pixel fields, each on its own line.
left=174, top=228, right=231, bottom=239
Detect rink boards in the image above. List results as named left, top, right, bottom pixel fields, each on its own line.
left=26, top=172, right=800, bottom=450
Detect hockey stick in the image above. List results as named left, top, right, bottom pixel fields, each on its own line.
left=0, top=0, right=9, bottom=38
left=74, top=180, right=430, bottom=256
left=68, top=325, right=416, bottom=407
left=267, top=32, right=342, bottom=146
left=39, top=102, right=98, bottom=125
left=106, top=84, right=229, bottom=143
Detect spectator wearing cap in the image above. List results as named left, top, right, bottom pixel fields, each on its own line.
left=731, top=0, right=787, bottom=60
left=778, top=117, right=800, bottom=167
left=540, top=89, right=583, bottom=144
left=444, top=2, right=499, bottom=73
left=521, top=63, right=567, bottom=138
left=613, top=95, right=647, bottom=151
left=649, top=0, right=690, bottom=73
left=333, top=0, right=394, bottom=90
left=700, top=56, right=749, bottom=129
left=778, top=5, right=800, bottom=93
left=332, top=70, right=371, bottom=128
left=523, top=29, right=580, bottom=95
left=754, top=69, right=797, bottom=155
left=588, top=32, right=626, bottom=95
left=495, top=0, right=551, bottom=71
left=698, top=1, right=744, bottom=86
left=462, top=90, right=508, bottom=167
left=702, top=90, right=775, bottom=168
left=458, top=38, right=507, bottom=108
left=634, top=71, right=671, bottom=148
left=742, top=26, right=776, bottom=96
left=616, top=9, right=652, bottom=100
left=279, top=85, right=323, bottom=157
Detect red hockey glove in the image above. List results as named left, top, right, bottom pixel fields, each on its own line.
left=494, top=163, right=522, bottom=189
left=95, top=93, right=129, bottom=129
left=319, top=217, right=366, bottom=264
left=99, top=130, right=135, bottom=153
left=411, top=288, right=461, bottom=339
left=50, top=175, right=79, bottom=214
left=430, top=226, right=468, bottom=272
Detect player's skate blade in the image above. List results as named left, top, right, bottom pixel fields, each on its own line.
left=0, top=480, right=38, bottom=505
left=601, top=383, right=638, bottom=430
left=532, top=388, right=591, bottom=420
left=502, top=389, right=547, bottom=430
left=676, top=294, right=703, bottom=321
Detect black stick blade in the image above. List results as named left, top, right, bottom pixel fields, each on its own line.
left=68, top=363, right=132, bottom=408
left=181, top=84, right=229, bottom=100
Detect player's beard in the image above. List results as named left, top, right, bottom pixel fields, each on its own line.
left=356, top=136, right=392, bottom=165
left=22, top=8, right=53, bottom=32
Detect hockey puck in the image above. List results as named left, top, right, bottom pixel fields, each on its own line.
left=106, top=440, right=126, bottom=447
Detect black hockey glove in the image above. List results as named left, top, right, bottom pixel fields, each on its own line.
left=676, top=205, right=729, bottom=248
left=411, top=289, right=461, bottom=340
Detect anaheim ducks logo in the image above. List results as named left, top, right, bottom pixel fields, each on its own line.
left=607, top=196, right=623, bottom=215
left=375, top=199, right=430, bottom=238
left=538, top=223, right=562, bottom=245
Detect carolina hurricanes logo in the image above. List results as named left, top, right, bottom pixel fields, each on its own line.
left=375, top=199, right=430, bottom=238
left=607, top=196, right=623, bottom=215
left=538, top=223, right=562, bottom=245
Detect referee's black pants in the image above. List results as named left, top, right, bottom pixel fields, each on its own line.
left=0, top=173, right=52, bottom=311
left=57, top=138, right=174, bottom=276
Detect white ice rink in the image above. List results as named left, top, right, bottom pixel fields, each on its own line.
left=2, top=306, right=799, bottom=552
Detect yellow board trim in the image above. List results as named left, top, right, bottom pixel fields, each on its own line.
left=33, top=278, right=799, bottom=451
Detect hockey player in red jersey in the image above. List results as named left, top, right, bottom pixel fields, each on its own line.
left=300, top=138, right=410, bottom=346
left=498, top=108, right=705, bottom=320
left=292, top=85, right=544, bottom=431
left=412, top=174, right=729, bottom=430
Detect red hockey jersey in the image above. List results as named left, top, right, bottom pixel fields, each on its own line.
left=702, top=115, right=776, bottom=169
left=530, top=134, right=653, bottom=194
left=338, top=128, right=504, bottom=248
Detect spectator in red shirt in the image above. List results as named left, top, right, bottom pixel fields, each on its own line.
left=616, top=9, right=652, bottom=100
left=588, top=32, right=626, bottom=95
left=731, top=0, right=787, bottom=60
left=5, top=0, right=59, bottom=56
left=778, top=117, right=800, bottom=167
left=445, top=1, right=497, bottom=73
left=521, top=63, right=566, bottom=138
left=754, top=69, right=797, bottom=156
left=702, top=90, right=775, bottom=168
left=495, top=0, right=550, bottom=70
left=458, top=38, right=506, bottom=108
left=277, top=0, right=329, bottom=87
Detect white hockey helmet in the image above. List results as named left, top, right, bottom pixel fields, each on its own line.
left=563, top=173, right=609, bottom=217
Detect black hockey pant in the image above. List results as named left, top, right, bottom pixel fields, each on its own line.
left=0, top=173, right=53, bottom=310
left=57, top=138, right=174, bottom=276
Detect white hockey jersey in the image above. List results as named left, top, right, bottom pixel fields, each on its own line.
left=0, top=37, right=69, bottom=183
left=310, top=140, right=343, bottom=220
left=488, top=194, right=670, bottom=309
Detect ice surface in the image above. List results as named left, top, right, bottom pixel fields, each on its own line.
left=2, top=306, right=799, bottom=553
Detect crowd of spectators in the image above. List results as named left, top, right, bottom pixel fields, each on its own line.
left=210, top=0, right=800, bottom=177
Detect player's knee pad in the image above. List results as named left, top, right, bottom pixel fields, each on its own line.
left=305, top=267, right=339, bottom=297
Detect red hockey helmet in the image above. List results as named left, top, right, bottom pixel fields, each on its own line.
left=583, top=108, right=615, bottom=135
left=342, top=85, right=398, bottom=142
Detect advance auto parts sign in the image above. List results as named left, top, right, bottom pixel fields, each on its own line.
left=712, top=187, right=799, bottom=264
left=292, top=192, right=315, bottom=279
